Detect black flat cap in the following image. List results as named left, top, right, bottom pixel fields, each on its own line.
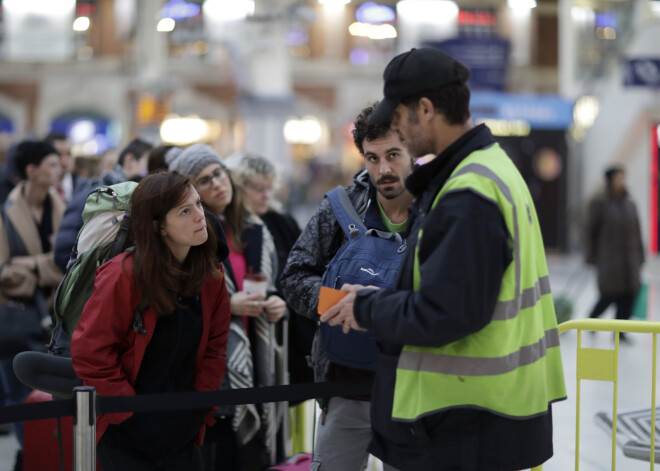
left=370, top=47, right=461, bottom=125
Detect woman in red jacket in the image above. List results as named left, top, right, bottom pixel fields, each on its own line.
left=71, top=171, right=231, bottom=471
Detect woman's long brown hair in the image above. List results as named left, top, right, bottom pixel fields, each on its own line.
left=130, top=171, right=220, bottom=316
left=218, top=169, right=250, bottom=253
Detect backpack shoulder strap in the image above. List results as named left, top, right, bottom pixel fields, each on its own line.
left=132, top=296, right=149, bottom=336
left=325, top=186, right=366, bottom=239
left=107, top=209, right=132, bottom=263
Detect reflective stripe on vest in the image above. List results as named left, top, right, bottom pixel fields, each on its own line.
left=395, top=144, right=566, bottom=421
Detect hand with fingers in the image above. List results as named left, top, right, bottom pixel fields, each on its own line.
left=263, top=295, right=287, bottom=323
left=230, top=291, right=266, bottom=317
left=319, top=284, right=379, bottom=334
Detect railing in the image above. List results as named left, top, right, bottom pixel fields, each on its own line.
left=533, top=318, right=660, bottom=471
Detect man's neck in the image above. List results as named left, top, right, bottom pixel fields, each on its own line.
left=377, top=192, right=413, bottom=224
left=433, top=119, right=475, bottom=156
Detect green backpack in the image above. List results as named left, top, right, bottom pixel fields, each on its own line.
left=48, top=181, right=144, bottom=357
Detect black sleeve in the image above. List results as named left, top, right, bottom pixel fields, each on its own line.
left=353, top=190, right=513, bottom=347
left=280, top=197, right=343, bottom=319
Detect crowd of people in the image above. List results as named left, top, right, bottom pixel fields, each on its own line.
left=0, top=46, right=642, bottom=471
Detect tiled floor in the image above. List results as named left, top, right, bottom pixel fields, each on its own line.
left=2, top=252, right=660, bottom=471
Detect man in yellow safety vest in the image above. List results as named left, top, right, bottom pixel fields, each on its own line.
left=321, top=47, right=567, bottom=471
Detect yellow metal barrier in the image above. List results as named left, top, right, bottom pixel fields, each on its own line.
left=533, top=318, right=660, bottom=471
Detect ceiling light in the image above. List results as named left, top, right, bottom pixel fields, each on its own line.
left=508, top=0, right=537, bottom=10
left=157, top=18, right=176, bottom=32
left=73, top=16, right=90, bottom=31
left=573, top=96, right=599, bottom=129
left=204, top=0, right=255, bottom=21
left=397, top=1, right=458, bottom=22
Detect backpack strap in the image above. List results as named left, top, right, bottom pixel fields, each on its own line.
left=367, top=228, right=404, bottom=246
left=107, top=209, right=132, bottom=263
left=325, top=187, right=404, bottom=246
left=325, top=187, right=366, bottom=239
left=132, top=296, right=149, bottom=336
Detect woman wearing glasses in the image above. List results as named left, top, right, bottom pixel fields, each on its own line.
left=170, top=144, right=286, bottom=471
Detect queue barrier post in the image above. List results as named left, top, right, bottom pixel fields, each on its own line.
left=73, top=386, right=96, bottom=471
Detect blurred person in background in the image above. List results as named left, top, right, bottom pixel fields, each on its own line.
left=147, top=144, right=181, bottom=175
left=586, top=165, right=644, bottom=341
left=71, top=171, right=231, bottom=471
left=227, top=153, right=316, bottom=390
left=73, top=155, right=101, bottom=179
left=44, top=131, right=87, bottom=202
left=53, top=138, right=153, bottom=272
left=98, top=148, right=120, bottom=175
left=0, top=132, right=12, bottom=166
left=170, top=144, right=286, bottom=471
left=0, top=140, right=65, bottom=470
left=0, top=143, right=22, bottom=204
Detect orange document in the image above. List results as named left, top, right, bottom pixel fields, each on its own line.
left=317, top=286, right=347, bottom=315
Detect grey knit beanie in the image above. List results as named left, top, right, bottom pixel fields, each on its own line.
left=169, top=143, right=225, bottom=178
left=164, top=147, right=183, bottom=166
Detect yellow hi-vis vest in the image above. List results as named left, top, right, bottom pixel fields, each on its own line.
left=392, top=143, right=566, bottom=421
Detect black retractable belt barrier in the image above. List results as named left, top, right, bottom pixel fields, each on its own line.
left=0, top=378, right=373, bottom=424
left=0, top=398, right=74, bottom=424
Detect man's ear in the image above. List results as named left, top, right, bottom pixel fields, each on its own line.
left=418, top=97, right=435, bottom=123
left=24, top=163, right=37, bottom=179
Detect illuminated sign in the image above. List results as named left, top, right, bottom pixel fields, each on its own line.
left=623, top=58, right=660, bottom=88
left=427, top=39, right=509, bottom=91
left=0, top=115, right=13, bottom=133
left=349, top=22, right=397, bottom=39
left=50, top=111, right=118, bottom=154
left=458, top=9, right=496, bottom=27
left=470, top=92, right=574, bottom=129
left=162, top=0, right=200, bottom=20
left=595, top=12, right=616, bottom=29
left=355, top=2, right=395, bottom=24
left=476, top=118, right=531, bottom=137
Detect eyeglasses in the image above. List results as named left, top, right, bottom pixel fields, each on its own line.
left=246, top=183, right=273, bottom=195
left=195, top=167, right=229, bottom=191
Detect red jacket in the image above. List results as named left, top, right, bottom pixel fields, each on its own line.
left=71, top=252, right=231, bottom=444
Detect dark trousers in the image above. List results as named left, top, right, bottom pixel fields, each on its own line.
left=98, top=424, right=202, bottom=471
left=0, top=361, right=30, bottom=447
left=589, top=293, right=636, bottom=321
left=201, top=416, right=269, bottom=471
